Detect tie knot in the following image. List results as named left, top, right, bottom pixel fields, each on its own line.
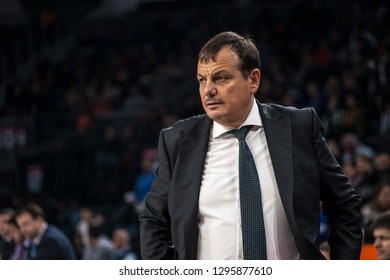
left=231, top=125, right=252, bottom=140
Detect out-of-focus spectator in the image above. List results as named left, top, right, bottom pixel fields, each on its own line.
left=0, top=208, right=15, bottom=260
left=340, top=132, right=375, bottom=164
left=124, top=148, right=157, bottom=214
left=341, top=93, right=365, bottom=137
left=15, top=203, right=76, bottom=260
left=305, top=81, right=326, bottom=116
left=355, top=154, right=380, bottom=205
left=342, top=160, right=361, bottom=189
left=371, top=211, right=390, bottom=260
left=321, top=92, right=344, bottom=139
left=110, top=147, right=157, bottom=225
left=74, top=206, right=93, bottom=259
left=83, top=217, right=114, bottom=260
left=374, top=152, right=390, bottom=181
left=111, top=228, right=137, bottom=260
left=362, top=181, right=390, bottom=241
left=6, top=215, right=27, bottom=260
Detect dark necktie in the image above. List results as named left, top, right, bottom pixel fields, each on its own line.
left=28, top=243, right=37, bottom=259
left=231, top=126, right=267, bottom=260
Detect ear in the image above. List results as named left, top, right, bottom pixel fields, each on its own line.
left=249, top=69, right=261, bottom=94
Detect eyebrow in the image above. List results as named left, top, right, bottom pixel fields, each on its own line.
left=197, top=69, right=232, bottom=78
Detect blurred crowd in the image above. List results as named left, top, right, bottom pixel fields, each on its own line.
left=1, top=0, right=390, bottom=259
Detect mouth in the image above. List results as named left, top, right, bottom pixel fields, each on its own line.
left=205, top=99, right=223, bottom=109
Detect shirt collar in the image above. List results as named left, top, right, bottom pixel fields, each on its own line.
left=212, top=101, right=262, bottom=139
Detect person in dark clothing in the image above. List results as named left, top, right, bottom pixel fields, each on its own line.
left=0, top=208, right=15, bottom=260
left=139, top=31, right=362, bottom=260
left=15, top=203, right=76, bottom=260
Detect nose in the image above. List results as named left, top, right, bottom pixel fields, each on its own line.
left=204, top=80, right=217, bottom=97
left=373, top=238, right=381, bottom=249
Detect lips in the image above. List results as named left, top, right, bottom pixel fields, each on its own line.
left=207, top=101, right=221, bottom=106
left=205, top=99, right=223, bottom=107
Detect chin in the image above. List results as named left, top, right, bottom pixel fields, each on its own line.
left=209, top=115, right=224, bottom=123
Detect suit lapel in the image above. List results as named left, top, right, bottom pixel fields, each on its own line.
left=258, top=103, right=324, bottom=259
left=175, top=116, right=211, bottom=259
left=257, top=102, right=297, bottom=227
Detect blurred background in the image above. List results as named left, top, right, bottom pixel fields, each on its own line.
left=0, top=0, right=389, bottom=259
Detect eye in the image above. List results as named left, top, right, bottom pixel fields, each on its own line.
left=216, top=75, right=228, bottom=82
left=198, top=77, right=206, bottom=84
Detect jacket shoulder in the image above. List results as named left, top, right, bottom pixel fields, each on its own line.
left=162, top=114, right=209, bottom=135
left=263, top=103, right=317, bottom=122
left=266, top=103, right=314, bottom=115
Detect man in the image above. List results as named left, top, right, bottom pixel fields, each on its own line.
left=83, top=222, right=114, bottom=260
left=15, top=203, right=76, bottom=260
left=0, top=208, right=15, bottom=260
left=111, top=228, right=137, bottom=260
left=6, top=215, right=27, bottom=260
left=139, top=31, right=362, bottom=260
left=372, top=211, right=390, bottom=260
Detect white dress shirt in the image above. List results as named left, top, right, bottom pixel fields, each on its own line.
left=197, top=101, right=299, bottom=260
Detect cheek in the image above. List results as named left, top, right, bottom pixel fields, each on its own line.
left=227, top=91, right=250, bottom=107
left=199, top=88, right=207, bottom=100
left=22, top=224, right=33, bottom=234
left=199, top=90, right=205, bottom=99
left=12, top=231, right=21, bottom=241
left=18, top=226, right=26, bottom=235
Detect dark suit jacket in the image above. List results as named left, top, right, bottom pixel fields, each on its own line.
left=139, top=102, right=362, bottom=260
left=26, top=225, right=76, bottom=260
left=0, top=238, right=15, bottom=260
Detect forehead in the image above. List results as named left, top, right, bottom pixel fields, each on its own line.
left=114, top=230, right=126, bottom=238
left=16, top=212, right=34, bottom=223
left=0, top=212, right=11, bottom=219
left=374, top=228, right=390, bottom=237
left=197, top=48, right=240, bottom=74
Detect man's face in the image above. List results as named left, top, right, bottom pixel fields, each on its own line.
left=373, top=227, right=390, bottom=260
left=112, top=229, right=127, bottom=249
left=16, top=212, right=42, bottom=241
left=8, top=224, right=23, bottom=244
left=376, top=186, right=390, bottom=210
left=197, top=47, right=260, bottom=128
